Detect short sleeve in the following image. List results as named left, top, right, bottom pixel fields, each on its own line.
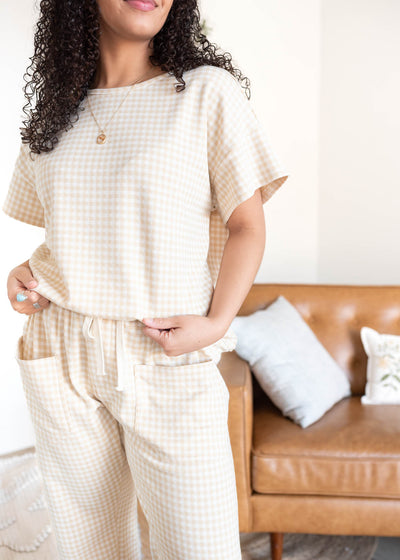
left=2, top=141, right=45, bottom=228
left=207, top=69, right=289, bottom=225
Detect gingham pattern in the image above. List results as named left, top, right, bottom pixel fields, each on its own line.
left=2, top=65, right=288, bottom=330
left=15, top=302, right=242, bottom=559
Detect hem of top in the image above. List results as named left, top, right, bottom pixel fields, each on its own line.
left=219, top=172, right=289, bottom=225
left=39, top=303, right=148, bottom=323
left=2, top=206, right=45, bottom=229
left=34, top=299, right=217, bottom=325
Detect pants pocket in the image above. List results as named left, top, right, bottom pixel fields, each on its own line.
left=15, top=335, right=72, bottom=435
left=134, top=359, right=229, bottom=451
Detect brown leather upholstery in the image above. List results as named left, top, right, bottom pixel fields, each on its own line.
left=219, top=283, right=400, bottom=540
left=253, top=395, right=400, bottom=498
left=219, top=351, right=253, bottom=531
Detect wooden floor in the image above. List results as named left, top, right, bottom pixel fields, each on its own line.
left=372, top=538, right=400, bottom=560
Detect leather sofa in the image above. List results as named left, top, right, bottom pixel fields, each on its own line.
left=218, top=283, right=400, bottom=560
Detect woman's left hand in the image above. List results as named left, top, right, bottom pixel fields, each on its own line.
left=141, top=315, right=224, bottom=356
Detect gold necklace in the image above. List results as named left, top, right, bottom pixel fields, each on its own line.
left=86, top=68, right=156, bottom=144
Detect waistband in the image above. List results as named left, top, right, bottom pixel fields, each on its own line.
left=82, top=316, right=131, bottom=392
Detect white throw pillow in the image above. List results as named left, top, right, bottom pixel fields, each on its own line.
left=360, top=326, right=400, bottom=405
left=230, top=295, right=352, bottom=428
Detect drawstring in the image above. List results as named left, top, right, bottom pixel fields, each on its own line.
left=115, top=320, right=131, bottom=392
left=82, top=316, right=131, bottom=392
left=83, top=317, right=106, bottom=376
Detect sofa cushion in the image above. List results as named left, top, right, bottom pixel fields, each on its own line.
left=360, top=326, right=400, bottom=404
left=230, top=295, right=352, bottom=428
left=252, top=393, right=400, bottom=499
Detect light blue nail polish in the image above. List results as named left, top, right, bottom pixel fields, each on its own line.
left=17, top=293, right=27, bottom=302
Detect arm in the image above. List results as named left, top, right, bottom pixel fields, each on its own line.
left=207, top=187, right=266, bottom=333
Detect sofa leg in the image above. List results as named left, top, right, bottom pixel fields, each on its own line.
left=270, top=532, right=284, bottom=560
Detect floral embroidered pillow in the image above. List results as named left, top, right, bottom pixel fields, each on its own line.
left=360, top=326, right=400, bottom=405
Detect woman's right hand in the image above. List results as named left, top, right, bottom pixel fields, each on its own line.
left=7, top=260, right=50, bottom=315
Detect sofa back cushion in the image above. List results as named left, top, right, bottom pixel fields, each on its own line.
left=238, top=284, right=400, bottom=395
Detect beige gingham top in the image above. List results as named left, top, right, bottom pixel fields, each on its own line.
left=3, top=65, right=289, bottom=334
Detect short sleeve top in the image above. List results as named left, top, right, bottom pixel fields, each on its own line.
left=3, top=65, right=289, bottom=324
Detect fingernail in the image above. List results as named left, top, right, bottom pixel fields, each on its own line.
left=27, top=281, right=37, bottom=288
left=17, top=293, right=27, bottom=302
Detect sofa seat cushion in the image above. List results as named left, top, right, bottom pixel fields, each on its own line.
left=252, top=394, right=400, bottom=499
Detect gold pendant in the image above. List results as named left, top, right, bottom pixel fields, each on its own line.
left=97, top=132, right=106, bottom=144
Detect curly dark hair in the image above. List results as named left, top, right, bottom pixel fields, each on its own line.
left=20, top=0, right=251, bottom=156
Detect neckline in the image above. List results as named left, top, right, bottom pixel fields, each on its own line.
left=87, top=71, right=170, bottom=94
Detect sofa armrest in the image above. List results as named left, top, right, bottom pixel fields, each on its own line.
left=218, top=350, right=253, bottom=532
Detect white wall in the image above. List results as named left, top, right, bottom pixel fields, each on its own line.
left=0, top=2, right=43, bottom=454
left=1, top=1, right=399, bottom=454
left=201, top=0, right=321, bottom=283
left=318, top=0, right=400, bottom=283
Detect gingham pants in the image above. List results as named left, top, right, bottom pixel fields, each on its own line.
left=14, top=302, right=242, bottom=560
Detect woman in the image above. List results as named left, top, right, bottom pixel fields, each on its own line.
left=4, top=0, right=288, bottom=558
